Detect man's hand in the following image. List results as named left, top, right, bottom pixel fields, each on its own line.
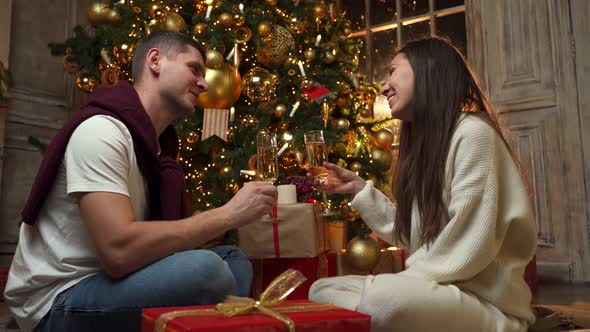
left=222, top=181, right=278, bottom=228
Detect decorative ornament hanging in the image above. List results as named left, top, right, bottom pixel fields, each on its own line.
left=349, top=160, right=363, bottom=173
left=149, top=4, right=167, bottom=22
left=360, top=107, right=371, bottom=118
left=86, top=0, right=122, bottom=25
left=225, top=180, right=240, bottom=194
left=194, top=23, right=207, bottom=35
left=345, top=235, right=381, bottom=271
left=218, top=12, right=233, bottom=28
left=197, top=64, right=242, bottom=109
left=241, top=67, right=278, bottom=102
left=257, top=25, right=294, bottom=68
left=205, top=50, right=224, bottom=69
left=322, top=49, right=337, bottom=64
left=304, top=48, right=316, bottom=62
left=257, top=21, right=272, bottom=38
left=274, top=104, right=287, bottom=117
left=234, top=26, right=253, bottom=43
left=62, top=54, right=80, bottom=74
left=75, top=73, right=98, bottom=93
left=371, top=146, right=393, bottom=166
left=312, top=4, right=326, bottom=19
left=160, top=12, right=187, bottom=32
left=335, top=118, right=350, bottom=131
left=374, top=129, right=394, bottom=150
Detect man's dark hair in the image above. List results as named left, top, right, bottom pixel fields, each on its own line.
left=131, top=30, right=206, bottom=83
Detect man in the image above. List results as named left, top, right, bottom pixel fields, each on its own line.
left=4, top=31, right=277, bottom=332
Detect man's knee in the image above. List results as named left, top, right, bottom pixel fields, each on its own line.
left=176, top=250, right=236, bottom=299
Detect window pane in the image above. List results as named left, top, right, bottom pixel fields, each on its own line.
left=436, top=12, right=467, bottom=57
left=371, top=28, right=398, bottom=84
left=401, top=20, right=430, bottom=43
left=369, top=0, right=397, bottom=26
left=358, top=36, right=369, bottom=75
left=435, top=0, right=464, bottom=10
left=401, top=0, right=429, bottom=18
left=342, top=1, right=366, bottom=31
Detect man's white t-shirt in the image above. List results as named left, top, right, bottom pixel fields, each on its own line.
left=4, top=115, right=148, bottom=332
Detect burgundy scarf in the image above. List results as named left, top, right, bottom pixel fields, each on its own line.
left=21, top=81, right=189, bottom=224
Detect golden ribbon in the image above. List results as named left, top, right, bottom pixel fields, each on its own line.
left=154, top=269, right=336, bottom=332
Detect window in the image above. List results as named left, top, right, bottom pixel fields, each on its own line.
left=339, top=0, right=467, bottom=85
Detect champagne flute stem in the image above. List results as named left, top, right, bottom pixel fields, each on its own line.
left=321, top=191, right=331, bottom=215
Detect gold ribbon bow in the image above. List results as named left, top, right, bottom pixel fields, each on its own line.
left=154, top=268, right=309, bottom=332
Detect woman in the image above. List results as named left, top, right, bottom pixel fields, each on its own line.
left=309, top=37, right=537, bottom=332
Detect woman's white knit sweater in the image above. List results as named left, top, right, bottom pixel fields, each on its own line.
left=351, top=114, right=537, bottom=324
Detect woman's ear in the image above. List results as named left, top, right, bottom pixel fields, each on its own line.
left=145, top=48, right=162, bottom=76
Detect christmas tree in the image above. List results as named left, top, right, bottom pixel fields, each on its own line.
left=49, top=0, right=399, bottom=236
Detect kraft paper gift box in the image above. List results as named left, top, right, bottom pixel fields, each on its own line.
left=238, top=203, right=329, bottom=258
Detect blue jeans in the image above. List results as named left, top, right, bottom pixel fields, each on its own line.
left=36, top=245, right=252, bottom=332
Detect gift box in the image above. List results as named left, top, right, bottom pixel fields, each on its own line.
left=238, top=203, right=329, bottom=258
left=142, top=269, right=370, bottom=332
left=142, top=299, right=370, bottom=332
left=251, top=253, right=337, bottom=300
left=337, top=247, right=406, bottom=276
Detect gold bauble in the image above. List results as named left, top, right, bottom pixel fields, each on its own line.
left=323, top=50, right=337, bottom=64
left=205, top=50, right=224, bottom=69
left=371, top=147, right=393, bottom=166
left=335, top=95, right=349, bottom=108
left=75, top=73, right=98, bottom=93
left=235, top=26, right=253, bottom=43
left=345, top=235, right=381, bottom=271
left=258, top=21, right=272, bottom=38
left=266, top=0, right=278, bottom=6
left=233, top=13, right=245, bottom=26
left=194, top=23, right=207, bottom=34
left=365, top=90, right=377, bottom=104
left=196, top=64, right=242, bottom=109
left=312, top=5, right=326, bottom=19
left=149, top=4, right=167, bottom=22
left=86, top=1, right=122, bottom=25
left=300, top=77, right=314, bottom=90
left=218, top=12, right=233, bottom=28
left=160, top=12, right=187, bottom=32
left=274, top=104, right=287, bottom=117
left=340, top=200, right=360, bottom=221
left=257, top=25, right=294, bottom=68
left=304, top=48, right=316, bottom=62
left=241, top=67, right=278, bottom=102
left=340, top=107, right=351, bottom=117
left=335, top=118, right=350, bottom=131
left=374, top=129, right=394, bottom=150
left=225, top=180, right=240, bottom=194
left=349, top=160, right=363, bottom=173
left=360, top=108, right=371, bottom=118
left=343, top=27, right=352, bottom=37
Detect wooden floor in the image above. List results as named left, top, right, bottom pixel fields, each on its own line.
left=1, top=282, right=589, bottom=331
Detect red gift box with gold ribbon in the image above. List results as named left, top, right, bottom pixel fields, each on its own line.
left=141, top=269, right=370, bottom=332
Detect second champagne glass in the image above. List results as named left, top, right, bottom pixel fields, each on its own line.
left=304, top=130, right=332, bottom=216
left=257, top=130, right=279, bottom=221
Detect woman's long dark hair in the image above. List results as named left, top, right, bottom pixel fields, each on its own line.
left=392, top=36, right=516, bottom=247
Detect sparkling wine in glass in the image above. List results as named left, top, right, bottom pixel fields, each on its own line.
left=257, top=130, right=279, bottom=221
left=304, top=130, right=332, bottom=216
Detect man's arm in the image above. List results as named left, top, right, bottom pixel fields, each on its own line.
left=79, top=181, right=276, bottom=279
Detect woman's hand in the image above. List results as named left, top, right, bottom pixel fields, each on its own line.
left=308, top=162, right=366, bottom=196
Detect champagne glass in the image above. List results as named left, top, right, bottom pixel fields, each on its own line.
left=304, top=130, right=333, bottom=216
left=257, top=130, right=279, bottom=221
